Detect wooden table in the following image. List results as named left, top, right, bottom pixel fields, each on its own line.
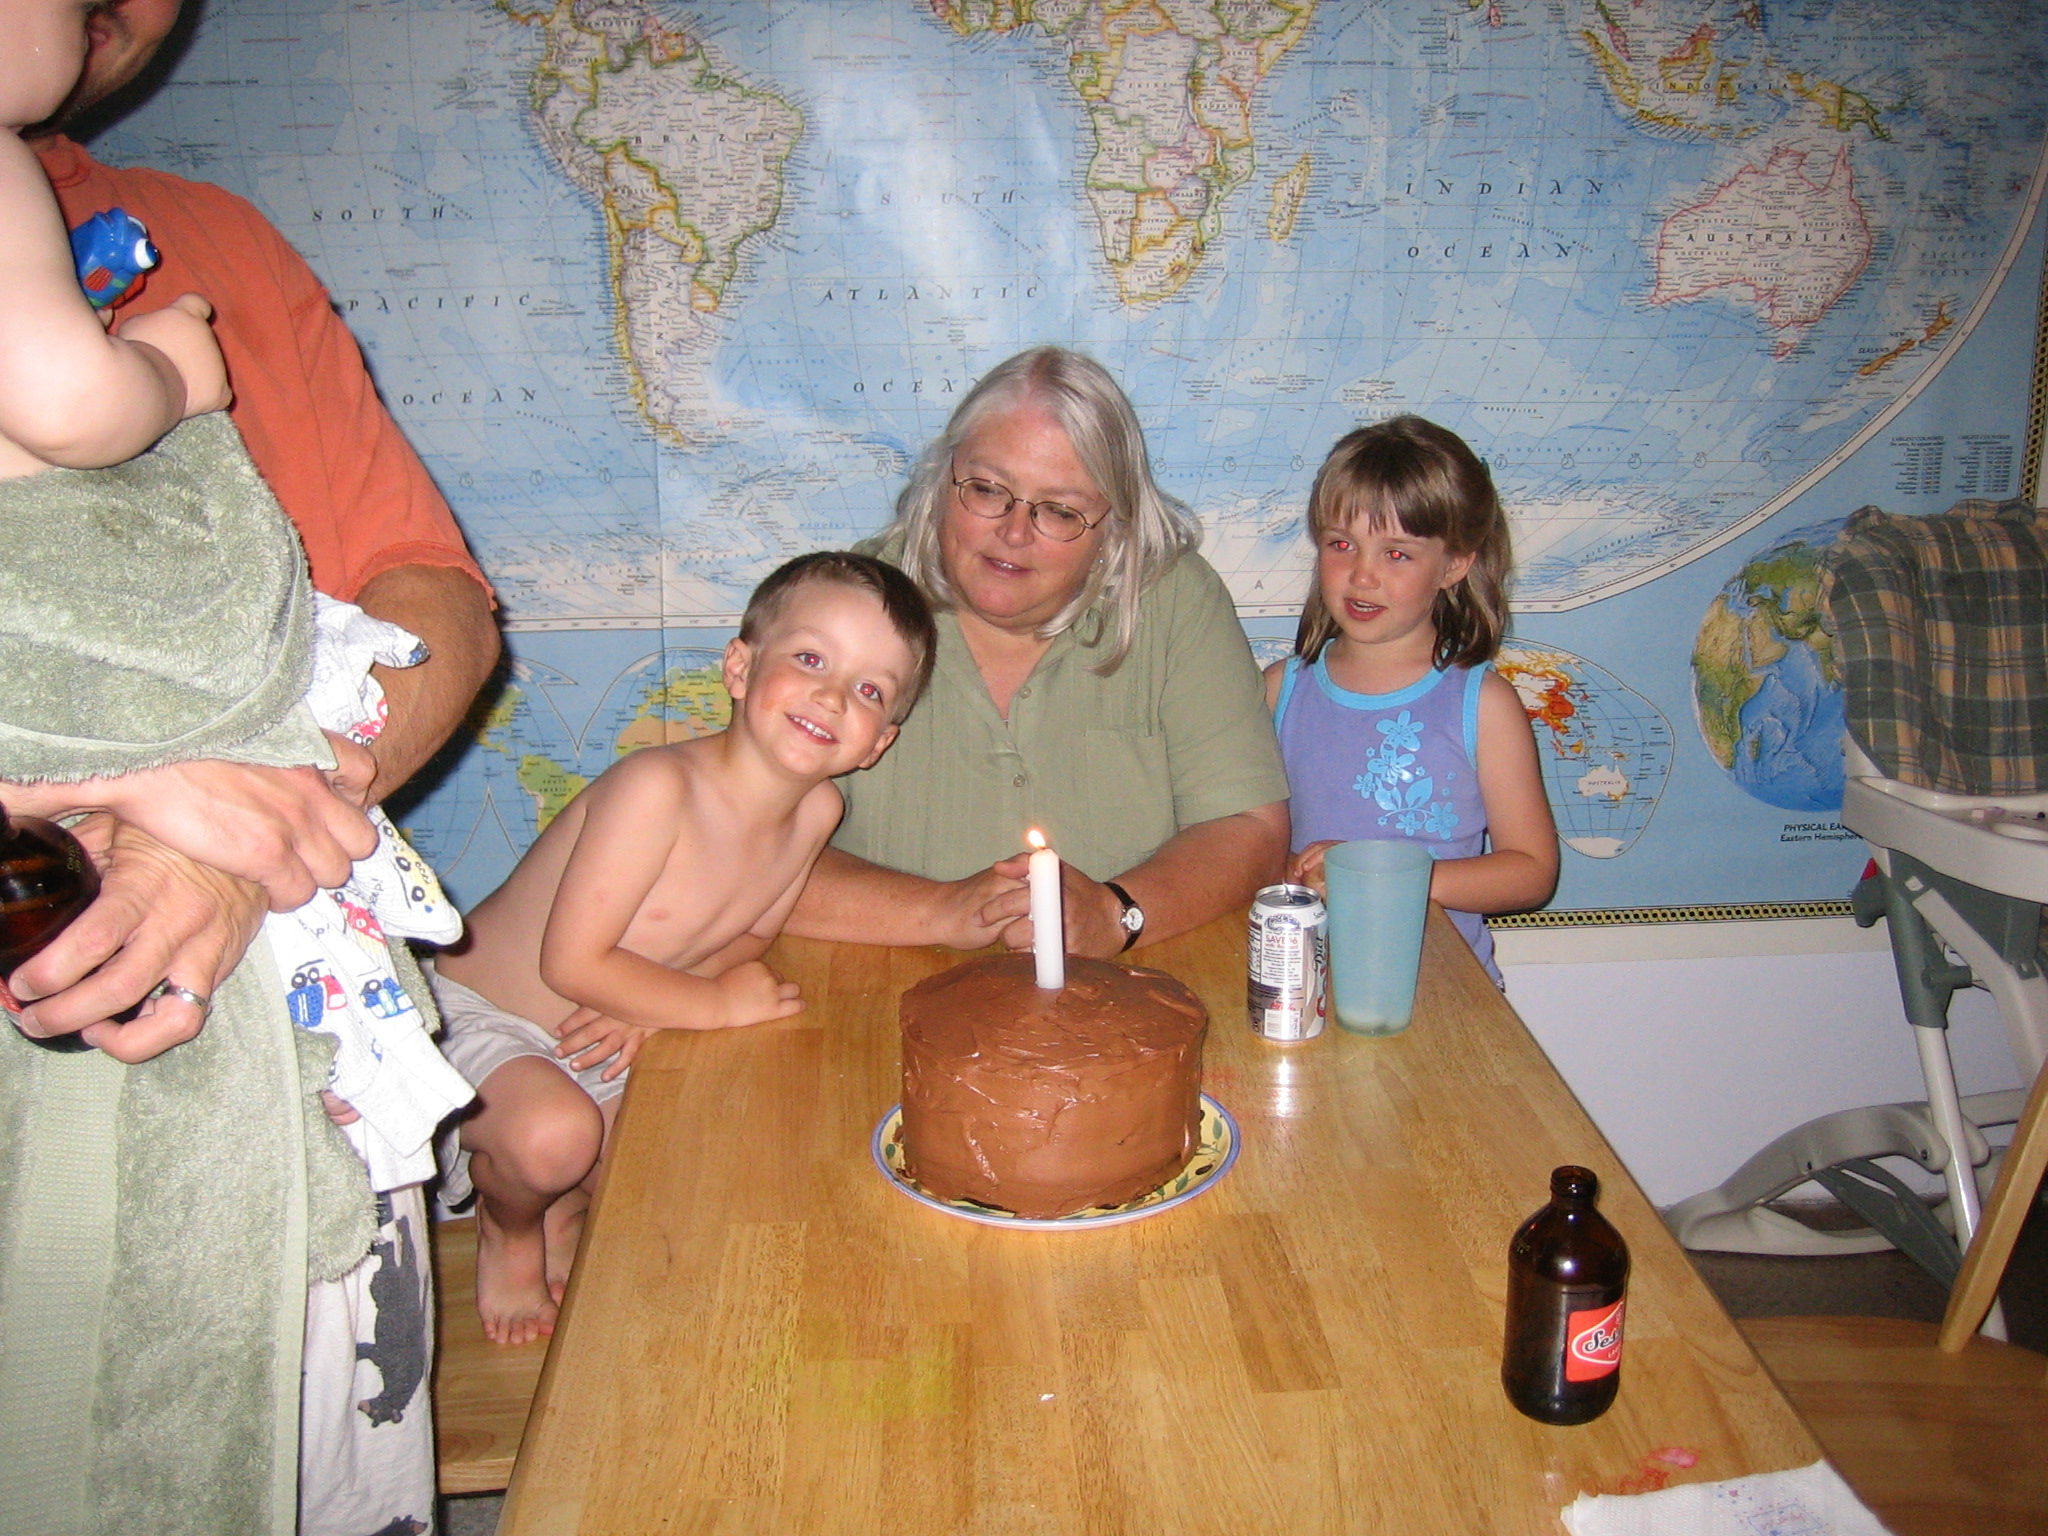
left=502, top=910, right=1820, bottom=1534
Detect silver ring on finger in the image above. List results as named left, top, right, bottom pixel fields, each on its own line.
left=148, top=980, right=211, bottom=1012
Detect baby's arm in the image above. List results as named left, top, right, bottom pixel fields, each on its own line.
left=1424, top=670, right=1559, bottom=915
left=537, top=753, right=804, bottom=1034
left=0, top=134, right=229, bottom=469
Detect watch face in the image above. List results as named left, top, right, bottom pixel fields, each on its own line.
left=1120, top=906, right=1144, bottom=933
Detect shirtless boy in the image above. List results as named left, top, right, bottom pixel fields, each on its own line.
left=433, top=552, right=936, bottom=1343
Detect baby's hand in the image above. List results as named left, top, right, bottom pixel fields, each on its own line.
left=554, top=1006, right=653, bottom=1081
left=320, top=1090, right=361, bottom=1127
left=321, top=731, right=379, bottom=810
left=1287, top=839, right=1342, bottom=896
left=713, top=959, right=803, bottom=1028
left=117, top=294, right=231, bottom=418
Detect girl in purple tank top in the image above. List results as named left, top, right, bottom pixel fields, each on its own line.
left=1263, top=417, right=1558, bottom=982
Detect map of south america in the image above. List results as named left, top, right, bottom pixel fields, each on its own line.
left=501, top=0, right=803, bottom=444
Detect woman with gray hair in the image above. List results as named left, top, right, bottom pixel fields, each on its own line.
left=787, top=346, right=1290, bottom=957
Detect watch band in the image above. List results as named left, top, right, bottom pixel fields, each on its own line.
left=1104, top=881, right=1144, bottom=952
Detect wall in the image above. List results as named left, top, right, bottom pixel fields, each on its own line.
left=1497, top=920, right=2022, bottom=1209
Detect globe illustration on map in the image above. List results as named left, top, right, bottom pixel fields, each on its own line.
left=1497, top=644, right=1674, bottom=860
left=1691, top=522, right=1847, bottom=813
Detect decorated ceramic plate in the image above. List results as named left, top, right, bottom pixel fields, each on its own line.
left=870, top=1094, right=1238, bottom=1229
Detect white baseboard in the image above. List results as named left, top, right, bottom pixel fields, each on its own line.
left=1495, top=915, right=1890, bottom=966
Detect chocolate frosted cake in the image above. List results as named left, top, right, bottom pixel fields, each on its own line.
left=898, top=953, right=1208, bottom=1218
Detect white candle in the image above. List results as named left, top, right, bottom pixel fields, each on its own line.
left=1026, top=828, right=1064, bottom=990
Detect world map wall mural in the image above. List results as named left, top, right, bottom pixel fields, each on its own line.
left=105, top=0, right=2048, bottom=915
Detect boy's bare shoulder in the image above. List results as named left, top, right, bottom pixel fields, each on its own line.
left=793, top=777, right=847, bottom=840
left=583, top=739, right=701, bottom=807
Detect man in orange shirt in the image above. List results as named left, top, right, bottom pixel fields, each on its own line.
left=2, top=2, right=501, bottom=1529
left=10, top=0, right=500, bottom=1057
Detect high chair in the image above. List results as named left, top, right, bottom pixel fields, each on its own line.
left=1668, top=499, right=2048, bottom=1342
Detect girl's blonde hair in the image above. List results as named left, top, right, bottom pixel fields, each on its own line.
left=1294, top=415, right=1510, bottom=669
left=881, top=346, right=1197, bottom=674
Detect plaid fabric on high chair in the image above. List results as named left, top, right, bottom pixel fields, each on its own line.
left=1818, top=497, right=2048, bottom=796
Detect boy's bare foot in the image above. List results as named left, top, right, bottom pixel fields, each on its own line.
left=542, top=1187, right=591, bottom=1305
left=474, top=1204, right=558, bottom=1346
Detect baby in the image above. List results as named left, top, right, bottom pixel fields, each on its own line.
left=1, top=0, right=470, bottom=1149
left=1, top=0, right=227, bottom=480
left=432, top=551, right=936, bottom=1343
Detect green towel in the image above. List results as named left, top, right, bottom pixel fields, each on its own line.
left=0, top=412, right=331, bottom=782
left=0, top=413, right=375, bottom=1536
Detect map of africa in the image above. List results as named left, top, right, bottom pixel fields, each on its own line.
left=96, top=0, right=2048, bottom=911
left=1691, top=521, right=1847, bottom=814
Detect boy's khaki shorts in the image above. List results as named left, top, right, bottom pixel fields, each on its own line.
left=427, top=965, right=628, bottom=1208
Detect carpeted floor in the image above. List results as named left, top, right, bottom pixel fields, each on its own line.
left=444, top=1490, right=504, bottom=1536
left=443, top=1491, right=503, bottom=1536
left=1690, top=1188, right=2048, bottom=1355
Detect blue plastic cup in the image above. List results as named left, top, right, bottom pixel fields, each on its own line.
left=1322, top=840, right=1433, bottom=1036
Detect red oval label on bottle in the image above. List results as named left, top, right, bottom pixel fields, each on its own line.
left=1564, top=1297, right=1625, bottom=1381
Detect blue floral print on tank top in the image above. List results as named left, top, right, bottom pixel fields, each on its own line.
left=1274, top=655, right=1499, bottom=982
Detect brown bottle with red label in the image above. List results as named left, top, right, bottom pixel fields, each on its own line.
left=0, top=806, right=101, bottom=1052
left=1501, top=1164, right=1630, bottom=1425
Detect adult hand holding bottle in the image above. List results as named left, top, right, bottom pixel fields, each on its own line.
left=5, top=812, right=264, bottom=1062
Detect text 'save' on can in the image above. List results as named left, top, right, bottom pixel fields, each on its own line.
left=1248, top=884, right=1327, bottom=1042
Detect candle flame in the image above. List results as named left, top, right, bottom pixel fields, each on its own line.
left=1026, top=828, right=1047, bottom=851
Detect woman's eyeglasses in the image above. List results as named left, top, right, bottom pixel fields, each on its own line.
left=952, top=476, right=1108, bottom=542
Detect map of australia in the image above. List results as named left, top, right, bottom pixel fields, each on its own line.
left=1580, top=0, right=1885, bottom=361
left=1651, top=146, right=1872, bottom=358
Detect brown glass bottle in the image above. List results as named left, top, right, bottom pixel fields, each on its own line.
left=1501, top=1165, right=1630, bottom=1425
left=0, top=806, right=101, bottom=1052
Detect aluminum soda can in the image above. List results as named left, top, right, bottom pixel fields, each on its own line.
left=1247, top=884, right=1327, bottom=1041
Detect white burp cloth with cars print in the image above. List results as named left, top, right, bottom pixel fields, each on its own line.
left=265, top=595, right=473, bottom=1191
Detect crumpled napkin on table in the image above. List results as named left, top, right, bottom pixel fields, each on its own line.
left=1561, top=1459, right=1892, bottom=1536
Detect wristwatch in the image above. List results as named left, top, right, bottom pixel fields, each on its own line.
left=1104, top=881, right=1145, bottom=952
